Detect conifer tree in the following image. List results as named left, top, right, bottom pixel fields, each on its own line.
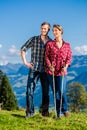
left=0, top=70, right=4, bottom=85
left=0, top=71, right=18, bottom=110
left=0, top=70, right=4, bottom=99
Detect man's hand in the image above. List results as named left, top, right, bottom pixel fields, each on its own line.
left=24, top=62, right=34, bottom=69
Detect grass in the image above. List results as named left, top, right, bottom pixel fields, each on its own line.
left=0, top=109, right=87, bottom=130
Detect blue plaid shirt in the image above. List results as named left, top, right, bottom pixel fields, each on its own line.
left=21, top=35, right=51, bottom=72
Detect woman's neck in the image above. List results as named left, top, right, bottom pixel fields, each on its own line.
left=55, top=36, right=62, bottom=43
left=55, top=37, right=63, bottom=48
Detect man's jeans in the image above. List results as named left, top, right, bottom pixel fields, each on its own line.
left=47, top=74, right=68, bottom=116
left=26, top=69, right=49, bottom=115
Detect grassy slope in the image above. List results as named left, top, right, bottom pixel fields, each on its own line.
left=0, top=110, right=87, bottom=130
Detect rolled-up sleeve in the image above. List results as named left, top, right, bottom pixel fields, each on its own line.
left=66, top=44, right=72, bottom=65
left=20, top=37, right=34, bottom=52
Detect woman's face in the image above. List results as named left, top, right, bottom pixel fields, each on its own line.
left=52, top=27, right=62, bottom=38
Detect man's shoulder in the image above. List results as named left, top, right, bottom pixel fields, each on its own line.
left=30, top=35, right=38, bottom=39
left=27, top=36, right=40, bottom=42
left=33, top=35, right=40, bottom=40
left=29, top=35, right=39, bottom=38
left=46, top=40, right=55, bottom=46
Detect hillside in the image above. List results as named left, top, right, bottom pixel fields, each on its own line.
left=0, top=110, right=87, bottom=130
left=0, top=55, right=87, bottom=108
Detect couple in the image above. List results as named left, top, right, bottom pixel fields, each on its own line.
left=20, top=22, right=72, bottom=118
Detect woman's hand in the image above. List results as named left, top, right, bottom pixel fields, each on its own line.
left=49, top=65, right=55, bottom=73
left=61, top=64, right=68, bottom=75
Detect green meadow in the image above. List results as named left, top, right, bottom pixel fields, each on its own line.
left=0, top=110, right=87, bottom=130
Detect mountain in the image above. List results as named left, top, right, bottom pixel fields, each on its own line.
left=68, top=71, right=87, bottom=91
left=0, top=63, right=22, bottom=74
left=0, top=55, right=87, bottom=108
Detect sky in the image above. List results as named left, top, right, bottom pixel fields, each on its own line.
left=0, top=0, right=87, bottom=65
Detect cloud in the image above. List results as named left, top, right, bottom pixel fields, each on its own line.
left=8, top=45, right=20, bottom=56
left=74, top=45, right=87, bottom=55
left=0, top=44, right=2, bottom=48
left=0, top=45, right=21, bottom=65
left=0, top=55, right=8, bottom=65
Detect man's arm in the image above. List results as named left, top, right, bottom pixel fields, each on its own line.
left=20, top=37, right=34, bottom=69
left=20, top=50, right=34, bottom=69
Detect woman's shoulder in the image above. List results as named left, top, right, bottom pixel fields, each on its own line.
left=47, top=40, right=55, bottom=45
left=63, top=40, right=70, bottom=46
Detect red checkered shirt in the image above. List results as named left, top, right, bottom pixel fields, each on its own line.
left=45, top=40, right=72, bottom=76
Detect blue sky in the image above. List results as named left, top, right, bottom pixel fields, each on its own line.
left=0, top=0, right=87, bottom=65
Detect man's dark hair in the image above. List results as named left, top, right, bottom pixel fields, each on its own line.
left=41, top=22, right=51, bottom=31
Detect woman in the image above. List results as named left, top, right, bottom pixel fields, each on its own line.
left=45, top=24, right=72, bottom=118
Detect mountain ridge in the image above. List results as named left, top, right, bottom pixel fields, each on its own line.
left=0, top=55, right=87, bottom=108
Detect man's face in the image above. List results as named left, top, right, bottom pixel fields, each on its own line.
left=40, top=24, right=49, bottom=36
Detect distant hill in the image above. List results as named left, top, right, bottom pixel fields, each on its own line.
left=0, top=63, right=22, bottom=74
left=0, top=55, right=87, bottom=108
left=68, top=71, right=87, bottom=91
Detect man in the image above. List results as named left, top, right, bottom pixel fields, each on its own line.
left=20, top=22, right=51, bottom=118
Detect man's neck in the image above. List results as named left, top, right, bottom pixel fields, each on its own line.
left=41, top=35, right=48, bottom=44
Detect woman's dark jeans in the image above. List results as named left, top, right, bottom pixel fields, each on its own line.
left=47, top=74, right=68, bottom=116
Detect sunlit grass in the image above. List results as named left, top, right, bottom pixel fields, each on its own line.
left=0, top=110, right=87, bottom=130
